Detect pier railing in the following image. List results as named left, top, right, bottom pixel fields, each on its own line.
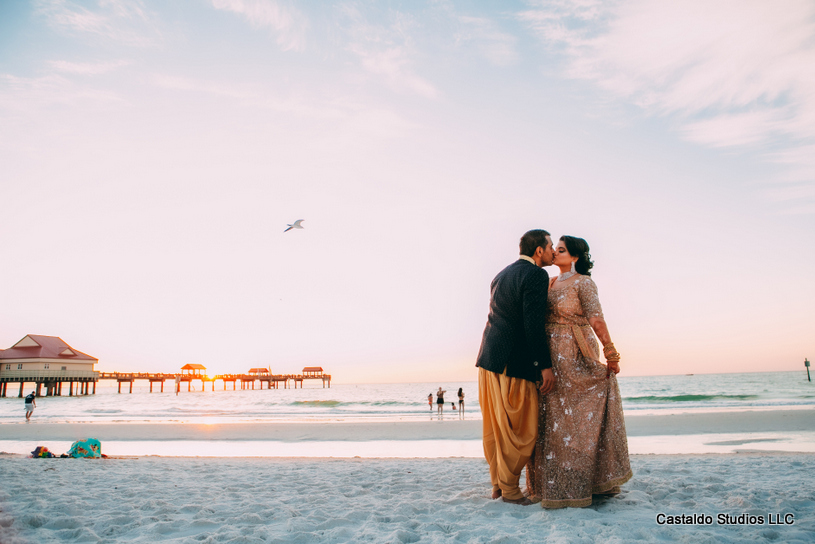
left=0, top=370, right=99, bottom=381
left=94, top=371, right=332, bottom=393
left=0, top=370, right=331, bottom=397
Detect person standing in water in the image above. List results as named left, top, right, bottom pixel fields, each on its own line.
left=458, top=387, right=465, bottom=414
left=24, top=391, right=36, bottom=421
left=427, top=393, right=433, bottom=411
left=436, top=387, right=446, bottom=416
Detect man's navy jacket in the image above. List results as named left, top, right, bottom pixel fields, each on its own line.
left=476, top=259, right=552, bottom=383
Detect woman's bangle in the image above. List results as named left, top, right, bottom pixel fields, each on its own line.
left=604, top=342, right=620, bottom=362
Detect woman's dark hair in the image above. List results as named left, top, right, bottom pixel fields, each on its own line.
left=560, top=235, right=594, bottom=276
left=458, top=387, right=463, bottom=396
left=519, top=229, right=551, bottom=257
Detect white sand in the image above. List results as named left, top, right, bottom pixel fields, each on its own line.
left=0, top=453, right=813, bottom=543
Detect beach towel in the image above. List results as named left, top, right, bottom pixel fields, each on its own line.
left=67, top=438, right=102, bottom=458
left=30, top=446, right=55, bottom=458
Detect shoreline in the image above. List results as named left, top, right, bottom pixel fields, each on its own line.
left=2, top=451, right=813, bottom=459
left=1, top=409, right=813, bottom=456
left=2, top=409, right=812, bottom=441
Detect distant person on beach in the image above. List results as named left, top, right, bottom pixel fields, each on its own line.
left=476, top=229, right=555, bottom=505
left=525, top=236, right=631, bottom=508
left=436, top=387, right=446, bottom=415
left=24, top=391, right=36, bottom=421
left=427, top=394, right=433, bottom=411
left=458, top=388, right=464, bottom=413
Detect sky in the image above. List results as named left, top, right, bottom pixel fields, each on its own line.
left=1, top=0, right=813, bottom=383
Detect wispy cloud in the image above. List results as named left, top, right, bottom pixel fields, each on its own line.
left=49, top=60, right=130, bottom=75
left=519, top=0, right=815, bottom=211
left=150, top=73, right=418, bottom=139
left=35, top=0, right=161, bottom=47
left=151, top=73, right=256, bottom=102
left=348, top=43, right=439, bottom=99
left=210, top=0, right=306, bottom=51
left=339, top=6, right=439, bottom=99
left=455, top=15, right=519, bottom=66
left=0, top=73, right=124, bottom=128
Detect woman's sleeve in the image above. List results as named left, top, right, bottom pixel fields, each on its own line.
left=578, top=278, right=604, bottom=320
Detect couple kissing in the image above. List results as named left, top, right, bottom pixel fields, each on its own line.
left=476, top=229, right=632, bottom=508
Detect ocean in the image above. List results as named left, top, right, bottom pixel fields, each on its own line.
left=1, top=371, right=812, bottom=424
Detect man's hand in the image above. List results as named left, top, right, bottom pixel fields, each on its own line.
left=539, top=368, right=555, bottom=394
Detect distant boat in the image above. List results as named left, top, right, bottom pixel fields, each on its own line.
left=686, top=373, right=694, bottom=376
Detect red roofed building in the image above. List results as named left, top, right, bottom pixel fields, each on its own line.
left=0, top=335, right=99, bottom=397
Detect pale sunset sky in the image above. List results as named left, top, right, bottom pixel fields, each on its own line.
left=1, top=0, right=813, bottom=383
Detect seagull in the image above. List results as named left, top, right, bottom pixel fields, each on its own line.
left=284, top=219, right=305, bottom=232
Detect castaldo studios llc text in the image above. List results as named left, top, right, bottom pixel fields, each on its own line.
left=656, top=513, right=795, bottom=526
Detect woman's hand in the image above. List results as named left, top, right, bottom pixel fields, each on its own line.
left=539, top=368, right=555, bottom=394
left=589, top=316, right=620, bottom=377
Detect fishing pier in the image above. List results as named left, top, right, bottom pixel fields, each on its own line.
left=99, top=366, right=332, bottom=394
left=0, top=335, right=331, bottom=397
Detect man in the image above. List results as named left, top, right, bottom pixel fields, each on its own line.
left=24, top=391, right=36, bottom=421
left=476, top=229, right=555, bottom=505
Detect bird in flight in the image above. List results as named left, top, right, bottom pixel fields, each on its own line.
left=284, top=219, right=305, bottom=232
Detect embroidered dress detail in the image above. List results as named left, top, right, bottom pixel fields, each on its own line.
left=526, top=275, right=632, bottom=508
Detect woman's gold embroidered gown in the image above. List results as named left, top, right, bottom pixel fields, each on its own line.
left=526, top=275, right=632, bottom=508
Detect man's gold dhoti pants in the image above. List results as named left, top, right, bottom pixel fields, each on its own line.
left=478, top=367, right=538, bottom=501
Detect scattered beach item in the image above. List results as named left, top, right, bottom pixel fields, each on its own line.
left=67, top=438, right=102, bottom=458
left=284, top=219, right=304, bottom=232
left=30, top=446, right=55, bottom=458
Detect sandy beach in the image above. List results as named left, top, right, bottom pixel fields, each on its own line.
left=1, top=405, right=813, bottom=541
left=1, top=453, right=813, bottom=543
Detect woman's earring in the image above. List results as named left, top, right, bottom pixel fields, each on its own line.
left=571, top=261, right=576, bottom=273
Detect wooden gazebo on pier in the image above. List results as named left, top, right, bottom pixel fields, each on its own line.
left=181, top=364, right=206, bottom=376
left=295, top=367, right=331, bottom=388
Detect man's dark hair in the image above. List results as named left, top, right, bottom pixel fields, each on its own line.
left=519, top=229, right=551, bottom=257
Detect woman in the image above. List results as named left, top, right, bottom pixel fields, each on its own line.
left=436, top=387, right=446, bottom=415
left=457, top=387, right=465, bottom=413
left=526, top=236, right=631, bottom=508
